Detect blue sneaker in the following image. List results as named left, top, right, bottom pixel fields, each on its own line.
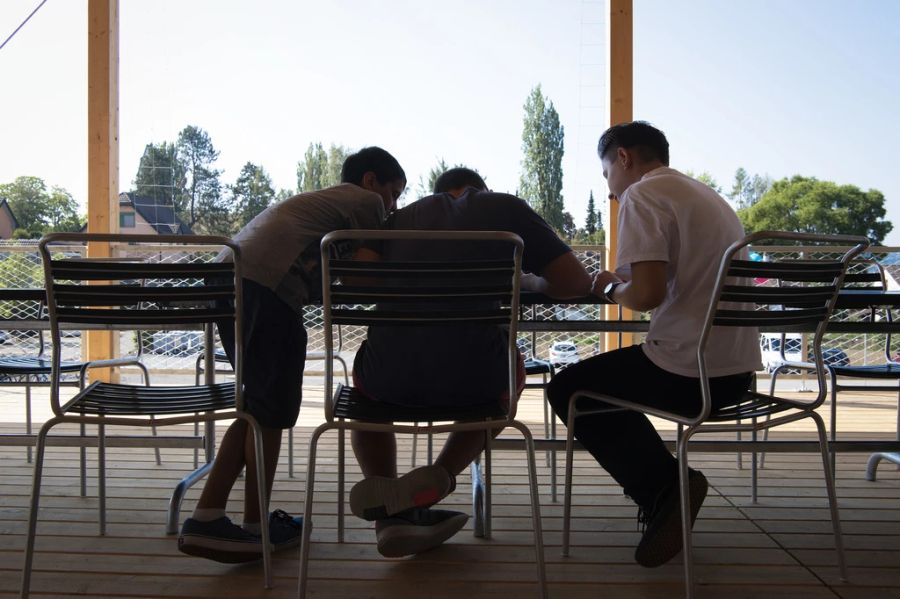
left=269, top=509, right=303, bottom=551
left=178, top=516, right=261, bottom=563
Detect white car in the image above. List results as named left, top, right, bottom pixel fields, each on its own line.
left=549, top=340, right=579, bottom=367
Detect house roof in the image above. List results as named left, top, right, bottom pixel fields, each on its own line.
left=118, top=192, right=192, bottom=234
left=0, top=198, right=20, bottom=231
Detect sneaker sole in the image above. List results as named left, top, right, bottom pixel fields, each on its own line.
left=634, top=471, right=709, bottom=568
left=377, top=513, right=469, bottom=558
left=178, top=535, right=262, bottom=564
left=351, top=465, right=452, bottom=521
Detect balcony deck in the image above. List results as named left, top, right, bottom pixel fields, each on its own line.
left=0, top=381, right=898, bottom=598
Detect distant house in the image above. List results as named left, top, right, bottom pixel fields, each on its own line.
left=118, top=192, right=192, bottom=235
left=0, top=199, right=20, bottom=239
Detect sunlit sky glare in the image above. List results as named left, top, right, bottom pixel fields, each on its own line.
left=2, top=0, right=899, bottom=243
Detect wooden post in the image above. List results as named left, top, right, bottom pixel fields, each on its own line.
left=604, top=0, right=633, bottom=352
left=86, top=0, right=120, bottom=381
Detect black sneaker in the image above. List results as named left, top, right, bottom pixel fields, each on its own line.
left=350, top=464, right=454, bottom=521
left=268, top=509, right=303, bottom=552
left=634, top=468, right=709, bottom=568
left=375, top=507, right=468, bottom=558
left=178, top=516, right=262, bottom=563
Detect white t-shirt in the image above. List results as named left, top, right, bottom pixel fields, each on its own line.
left=229, top=183, right=386, bottom=310
left=616, top=167, right=762, bottom=378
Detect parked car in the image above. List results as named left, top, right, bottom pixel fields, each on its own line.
left=759, top=333, right=850, bottom=373
left=549, top=340, right=579, bottom=368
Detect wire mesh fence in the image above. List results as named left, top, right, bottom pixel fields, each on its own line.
left=1, top=238, right=897, bottom=377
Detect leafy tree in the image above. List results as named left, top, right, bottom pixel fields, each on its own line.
left=561, top=211, right=577, bottom=241
left=0, top=176, right=84, bottom=235
left=738, top=175, right=892, bottom=244
left=519, top=85, right=565, bottom=232
left=684, top=170, right=722, bottom=194
left=176, top=126, right=222, bottom=228
left=585, top=190, right=599, bottom=235
left=728, top=167, right=771, bottom=208
left=231, top=162, right=275, bottom=230
left=416, top=158, right=450, bottom=198
left=133, top=141, right=184, bottom=206
left=194, top=176, right=232, bottom=236
left=297, top=143, right=349, bottom=192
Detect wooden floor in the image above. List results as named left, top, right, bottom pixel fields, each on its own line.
left=1, top=382, right=899, bottom=598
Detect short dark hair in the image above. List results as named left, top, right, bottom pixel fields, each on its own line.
left=433, top=167, right=487, bottom=194
left=341, top=146, right=406, bottom=186
left=597, top=121, right=669, bottom=166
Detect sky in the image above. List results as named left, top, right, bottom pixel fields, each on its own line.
left=1, top=0, right=899, bottom=243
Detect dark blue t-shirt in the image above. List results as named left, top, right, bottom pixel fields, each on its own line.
left=353, top=189, right=570, bottom=406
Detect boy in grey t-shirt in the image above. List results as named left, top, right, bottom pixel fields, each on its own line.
left=178, top=147, right=406, bottom=563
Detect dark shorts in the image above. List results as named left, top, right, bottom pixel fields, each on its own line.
left=217, top=279, right=307, bottom=429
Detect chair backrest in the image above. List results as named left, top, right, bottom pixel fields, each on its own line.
left=696, top=231, right=870, bottom=423
left=38, top=233, right=242, bottom=414
left=320, top=229, right=524, bottom=421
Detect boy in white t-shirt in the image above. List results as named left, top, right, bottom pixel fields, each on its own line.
left=547, top=121, right=761, bottom=569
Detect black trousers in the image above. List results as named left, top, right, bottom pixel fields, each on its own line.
left=547, top=344, right=752, bottom=509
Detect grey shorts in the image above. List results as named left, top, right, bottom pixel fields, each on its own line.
left=217, top=279, right=307, bottom=429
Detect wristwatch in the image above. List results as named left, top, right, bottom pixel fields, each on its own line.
left=603, top=281, right=622, bottom=303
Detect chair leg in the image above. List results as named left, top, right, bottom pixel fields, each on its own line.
left=510, top=421, right=549, bottom=599
left=562, top=395, right=578, bottom=557
left=810, top=410, right=848, bottom=581
left=149, top=415, right=162, bottom=466
left=483, top=429, right=492, bottom=539
left=25, top=379, right=32, bottom=463
left=759, top=368, right=781, bottom=471
left=288, top=426, right=294, bottom=478
left=20, top=417, right=61, bottom=599
left=830, top=381, right=838, bottom=479
left=676, top=429, right=697, bottom=599
left=751, top=421, right=759, bottom=504
left=298, top=424, right=329, bottom=599
left=338, top=427, right=345, bottom=543
left=246, top=417, right=273, bottom=589
left=98, top=421, right=106, bottom=536
left=80, top=421, right=87, bottom=496
left=193, top=421, right=200, bottom=470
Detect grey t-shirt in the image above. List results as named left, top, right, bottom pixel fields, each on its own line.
left=228, top=183, right=385, bottom=310
left=353, top=189, right=570, bottom=406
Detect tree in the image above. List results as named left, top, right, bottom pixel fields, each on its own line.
left=193, top=176, right=233, bottom=236
left=133, top=141, right=184, bottom=207
left=297, top=142, right=349, bottom=192
left=519, top=85, right=565, bottom=232
left=728, top=167, right=771, bottom=208
left=0, top=176, right=84, bottom=236
left=738, top=175, right=893, bottom=244
left=585, top=190, right=598, bottom=235
left=231, top=162, right=275, bottom=230
left=684, top=170, right=722, bottom=194
left=416, top=158, right=450, bottom=198
left=176, top=126, right=222, bottom=228
left=561, top=211, right=577, bottom=241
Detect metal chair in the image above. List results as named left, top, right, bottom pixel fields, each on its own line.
left=560, top=231, right=869, bottom=599
left=766, top=259, right=900, bottom=478
left=21, top=233, right=275, bottom=597
left=297, top=229, right=547, bottom=599
left=0, top=290, right=151, bottom=486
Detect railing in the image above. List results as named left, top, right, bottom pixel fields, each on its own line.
left=1, top=239, right=897, bottom=376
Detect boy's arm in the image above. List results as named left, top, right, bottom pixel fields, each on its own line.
left=520, top=251, right=592, bottom=299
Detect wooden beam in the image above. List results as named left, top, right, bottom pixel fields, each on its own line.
left=604, top=0, right=633, bottom=351
left=86, top=0, right=120, bottom=381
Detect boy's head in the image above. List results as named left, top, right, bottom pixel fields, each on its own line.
left=598, top=121, right=669, bottom=199
left=341, top=146, right=407, bottom=211
left=434, top=167, right=487, bottom=197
